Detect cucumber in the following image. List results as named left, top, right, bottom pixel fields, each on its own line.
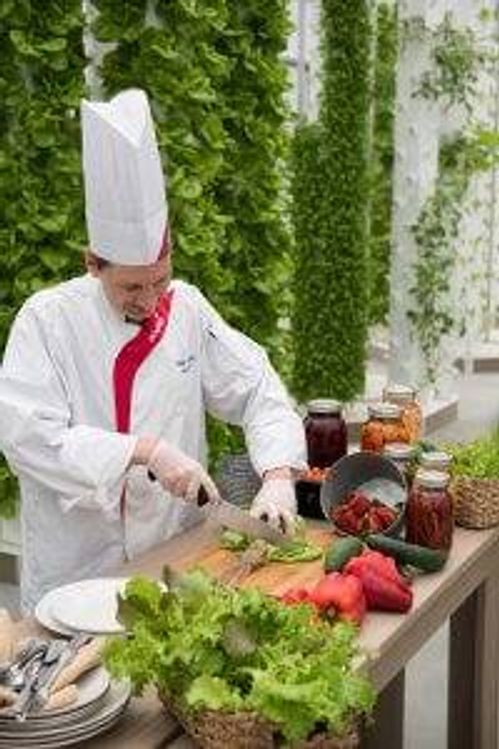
left=324, top=536, right=364, bottom=573
left=365, top=534, right=447, bottom=572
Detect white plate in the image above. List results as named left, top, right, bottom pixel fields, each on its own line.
left=35, top=590, right=78, bottom=637
left=46, top=578, right=129, bottom=635
left=4, top=706, right=128, bottom=748
left=0, top=701, right=129, bottom=748
left=0, top=678, right=129, bottom=742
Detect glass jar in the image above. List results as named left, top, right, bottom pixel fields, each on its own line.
left=383, top=442, right=417, bottom=488
left=406, top=470, right=453, bottom=552
left=383, top=383, right=422, bottom=443
left=304, top=399, right=347, bottom=469
left=420, top=451, right=453, bottom=475
left=360, top=403, right=408, bottom=453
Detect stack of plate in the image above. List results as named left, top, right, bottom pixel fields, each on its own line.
left=0, top=667, right=131, bottom=748
left=35, top=578, right=129, bottom=637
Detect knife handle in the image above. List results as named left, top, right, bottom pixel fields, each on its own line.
left=150, top=470, right=210, bottom=507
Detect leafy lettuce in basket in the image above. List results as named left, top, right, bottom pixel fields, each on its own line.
left=444, top=428, right=499, bottom=479
left=105, top=570, right=375, bottom=743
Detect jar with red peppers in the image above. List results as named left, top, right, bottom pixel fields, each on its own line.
left=406, top=470, right=453, bottom=552
left=360, top=403, right=408, bottom=453
left=383, top=383, right=422, bottom=443
left=304, top=399, right=347, bottom=469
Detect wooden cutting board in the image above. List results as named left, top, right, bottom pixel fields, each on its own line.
left=173, top=525, right=334, bottom=597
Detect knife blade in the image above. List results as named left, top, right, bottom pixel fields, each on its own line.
left=196, top=487, right=289, bottom=548
left=147, top=469, right=290, bottom=548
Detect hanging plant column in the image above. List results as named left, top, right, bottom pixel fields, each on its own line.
left=292, top=0, right=372, bottom=403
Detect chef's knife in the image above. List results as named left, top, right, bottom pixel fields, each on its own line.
left=196, top=486, right=289, bottom=548
left=147, top=469, right=289, bottom=547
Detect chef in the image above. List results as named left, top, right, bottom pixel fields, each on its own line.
left=0, top=89, right=306, bottom=613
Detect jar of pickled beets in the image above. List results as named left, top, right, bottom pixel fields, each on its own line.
left=406, top=469, right=453, bottom=552
left=304, top=399, right=348, bottom=469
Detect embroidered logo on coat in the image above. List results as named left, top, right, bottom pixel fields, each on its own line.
left=175, top=354, right=196, bottom=373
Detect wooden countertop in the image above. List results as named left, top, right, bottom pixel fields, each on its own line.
left=14, top=521, right=499, bottom=748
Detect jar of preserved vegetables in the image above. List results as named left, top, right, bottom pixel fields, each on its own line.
left=383, top=442, right=417, bottom=488
left=304, top=399, right=347, bottom=469
left=383, top=383, right=422, bottom=442
left=406, top=469, right=453, bottom=552
left=420, top=450, right=453, bottom=475
left=360, top=403, right=407, bottom=453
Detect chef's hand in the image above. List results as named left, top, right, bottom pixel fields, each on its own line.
left=250, top=471, right=297, bottom=535
left=146, top=439, right=220, bottom=504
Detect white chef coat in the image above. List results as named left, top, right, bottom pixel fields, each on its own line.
left=0, top=275, right=306, bottom=612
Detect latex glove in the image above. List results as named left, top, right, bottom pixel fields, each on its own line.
left=148, top=440, right=220, bottom=504
left=250, top=478, right=297, bottom=535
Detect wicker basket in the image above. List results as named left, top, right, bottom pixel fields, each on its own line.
left=160, top=693, right=359, bottom=749
left=452, top=477, right=499, bottom=529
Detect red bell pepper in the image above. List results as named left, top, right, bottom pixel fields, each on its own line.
left=308, top=572, right=366, bottom=625
left=345, top=550, right=405, bottom=586
left=352, top=566, right=412, bottom=612
left=344, top=550, right=413, bottom=613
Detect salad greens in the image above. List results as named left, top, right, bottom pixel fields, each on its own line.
left=106, top=571, right=375, bottom=743
left=444, top=429, right=499, bottom=479
left=219, top=519, right=323, bottom=564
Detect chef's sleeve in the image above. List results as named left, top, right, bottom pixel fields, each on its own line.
left=0, top=306, right=136, bottom=512
left=195, top=289, right=307, bottom=476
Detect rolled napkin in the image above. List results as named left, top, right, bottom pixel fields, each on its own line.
left=44, top=684, right=79, bottom=711
left=49, top=637, right=105, bottom=694
left=0, top=686, right=16, bottom=708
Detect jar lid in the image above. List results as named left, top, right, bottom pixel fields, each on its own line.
left=383, top=383, right=417, bottom=404
left=368, top=402, right=402, bottom=420
left=414, top=469, right=450, bottom=489
left=420, top=451, right=452, bottom=470
left=383, top=442, right=416, bottom=460
left=306, top=399, right=342, bottom=415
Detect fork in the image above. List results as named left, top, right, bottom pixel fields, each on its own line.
left=0, top=639, right=47, bottom=691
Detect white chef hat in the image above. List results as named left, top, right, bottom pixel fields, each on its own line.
left=81, top=89, right=168, bottom=265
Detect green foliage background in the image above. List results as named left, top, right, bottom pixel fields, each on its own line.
left=91, top=0, right=293, bottom=463
left=0, top=1, right=294, bottom=514
left=291, top=0, right=372, bottom=403
left=368, top=2, right=398, bottom=326
left=0, top=1, right=86, bottom=516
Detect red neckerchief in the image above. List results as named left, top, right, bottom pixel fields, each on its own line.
left=113, top=290, right=174, bottom=514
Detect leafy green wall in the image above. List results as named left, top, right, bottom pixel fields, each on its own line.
left=0, top=1, right=86, bottom=516
left=368, top=2, right=398, bottom=326
left=0, top=1, right=294, bottom=514
left=91, top=1, right=291, bottom=356
left=291, top=0, right=372, bottom=403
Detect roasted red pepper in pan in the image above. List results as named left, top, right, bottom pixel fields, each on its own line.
left=331, top=491, right=398, bottom=536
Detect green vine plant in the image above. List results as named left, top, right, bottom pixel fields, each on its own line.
left=407, top=12, right=498, bottom=383
left=407, top=132, right=499, bottom=382
left=413, top=12, right=489, bottom=113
